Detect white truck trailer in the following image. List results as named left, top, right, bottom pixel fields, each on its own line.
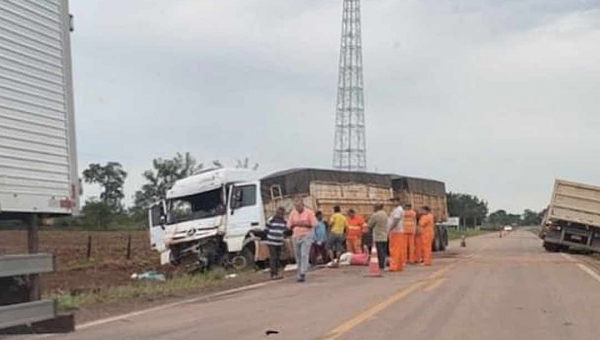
left=543, top=179, right=600, bottom=252
left=0, top=0, right=78, bottom=332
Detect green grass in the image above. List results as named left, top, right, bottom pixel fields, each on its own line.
left=49, top=268, right=240, bottom=310
left=448, top=229, right=491, bottom=241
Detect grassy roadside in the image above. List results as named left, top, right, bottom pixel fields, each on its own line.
left=448, top=229, right=492, bottom=241
left=49, top=269, right=256, bottom=310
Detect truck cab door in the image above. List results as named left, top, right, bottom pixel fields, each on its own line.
left=226, top=181, right=264, bottom=252
left=148, top=201, right=167, bottom=252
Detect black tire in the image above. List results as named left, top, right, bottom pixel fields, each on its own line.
left=543, top=242, right=560, bottom=252
left=439, top=233, right=447, bottom=251
left=433, top=233, right=441, bottom=252
left=232, top=244, right=255, bottom=271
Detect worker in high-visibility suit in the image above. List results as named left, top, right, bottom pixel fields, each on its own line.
left=387, top=203, right=405, bottom=271
left=418, top=205, right=435, bottom=266
left=402, top=204, right=418, bottom=264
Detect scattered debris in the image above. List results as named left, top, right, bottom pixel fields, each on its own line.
left=284, top=264, right=298, bottom=272
left=265, top=329, right=280, bottom=336
left=130, top=271, right=165, bottom=281
left=226, top=273, right=238, bottom=279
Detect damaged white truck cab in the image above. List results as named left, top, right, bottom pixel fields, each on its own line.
left=149, top=168, right=264, bottom=270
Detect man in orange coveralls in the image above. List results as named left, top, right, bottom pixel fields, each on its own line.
left=403, top=204, right=418, bottom=264
left=346, top=209, right=366, bottom=254
left=418, top=205, right=435, bottom=266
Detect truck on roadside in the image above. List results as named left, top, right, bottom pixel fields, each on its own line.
left=0, top=0, right=78, bottom=332
left=149, top=168, right=449, bottom=271
left=542, top=179, right=600, bottom=253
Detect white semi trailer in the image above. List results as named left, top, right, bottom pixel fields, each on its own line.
left=0, top=0, right=78, bottom=332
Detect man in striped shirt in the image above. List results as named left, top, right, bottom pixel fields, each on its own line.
left=266, top=207, right=287, bottom=279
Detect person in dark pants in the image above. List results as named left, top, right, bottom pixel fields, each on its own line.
left=367, top=204, right=389, bottom=270
left=266, top=207, right=287, bottom=280
left=310, top=211, right=330, bottom=265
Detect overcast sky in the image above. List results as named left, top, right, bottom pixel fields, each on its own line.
left=70, top=0, right=600, bottom=213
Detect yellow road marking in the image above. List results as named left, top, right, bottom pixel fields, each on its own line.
left=423, top=277, right=447, bottom=292
left=321, top=281, right=428, bottom=340
left=321, top=264, right=454, bottom=340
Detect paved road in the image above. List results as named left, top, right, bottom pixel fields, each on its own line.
left=55, top=230, right=600, bottom=340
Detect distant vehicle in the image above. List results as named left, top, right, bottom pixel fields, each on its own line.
left=542, top=179, right=600, bottom=253
left=148, top=168, right=450, bottom=271
left=504, top=226, right=513, bottom=231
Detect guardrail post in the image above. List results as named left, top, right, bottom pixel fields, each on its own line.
left=27, top=214, right=40, bottom=301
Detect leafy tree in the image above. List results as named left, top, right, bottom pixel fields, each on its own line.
left=488, top=209, right=522, bottom=226
left=447, top=192, right=489, bottom=228
left=133, top=152, right=203, bottom=210
left=82, top=162, right=127, bottom=212
left=81, top=199, right=113, bottom=229
left=522, top=209, right=542, bottom=226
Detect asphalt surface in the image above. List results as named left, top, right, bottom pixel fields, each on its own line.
left=46, top=230, right=600, bottom=339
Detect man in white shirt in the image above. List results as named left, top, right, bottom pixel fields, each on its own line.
left=388, top=203, right=406, bottom=272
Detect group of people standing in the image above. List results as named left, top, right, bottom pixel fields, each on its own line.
left=264, top=197, right=436, bottom=282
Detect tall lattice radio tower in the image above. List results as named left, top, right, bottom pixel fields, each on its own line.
left=332, top=0, right=366, bottom=171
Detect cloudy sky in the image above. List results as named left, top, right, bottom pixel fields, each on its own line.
left=70, top=0, right=600, bottom=213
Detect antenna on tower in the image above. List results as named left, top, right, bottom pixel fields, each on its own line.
left=333, top=0, right=367, bottom=172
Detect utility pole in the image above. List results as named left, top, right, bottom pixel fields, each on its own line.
left=333, top=0, right=367, bottom=171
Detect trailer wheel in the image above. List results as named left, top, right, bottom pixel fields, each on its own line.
left=439, top=233, right=447, bottom=251
left=433, top=233, right=441, bottom=252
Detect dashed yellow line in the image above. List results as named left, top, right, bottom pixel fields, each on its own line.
left=320, top=264, right=454, bottom=340
left=424, top=277, right=447, bottom=292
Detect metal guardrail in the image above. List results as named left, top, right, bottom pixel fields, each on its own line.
left=0, top=254, right=54, bottom=277
left=0, top=254, right=56, bottom=330
left=0, top=300, right=57, bottom=329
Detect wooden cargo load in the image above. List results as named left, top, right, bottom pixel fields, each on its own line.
left=548, top=179, right=600, bottom=228
left=390, top=176, right=448, bottom=222
left=261, top=169, right=395, bottom=220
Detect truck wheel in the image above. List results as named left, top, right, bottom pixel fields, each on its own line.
left=543, top=242, right=559, bottom=252
left=231, top=245, right=255, bottom=271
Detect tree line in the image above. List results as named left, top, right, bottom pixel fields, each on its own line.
left=56, top=153, right=257, bottom=230
left=446, top=192, right=546, bottom=228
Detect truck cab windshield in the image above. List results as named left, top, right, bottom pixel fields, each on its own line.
left=167, top=188, right=224, bottom=224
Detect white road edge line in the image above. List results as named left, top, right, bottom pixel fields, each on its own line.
left=559, top=253, right=600, bottom=284
left=560, top=253, right=576, bottom=262
left=576, top=263, right=600, bottom=283
left=77, top=280, right=274, bottom=331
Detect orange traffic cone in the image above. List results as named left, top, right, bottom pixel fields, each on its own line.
left=366, top=246, right=382, bottom=277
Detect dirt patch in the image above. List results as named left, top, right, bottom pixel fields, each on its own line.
left=0, top=230, right=175, bottom=294
left=72, top=270, right=273, bottom=324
